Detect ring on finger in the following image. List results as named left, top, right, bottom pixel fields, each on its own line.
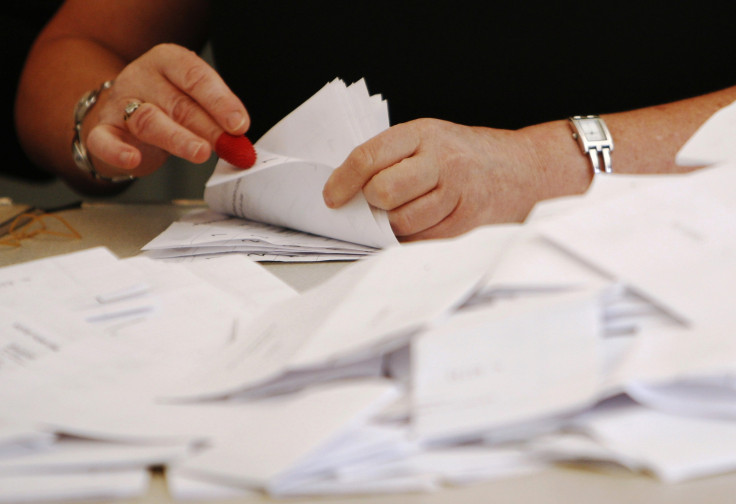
left=123, top=101, right=143, bottom=121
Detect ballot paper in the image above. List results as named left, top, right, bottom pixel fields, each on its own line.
left=567, top=396, right=736, bottom=482
left=412, top=289, right=602, bottom=443
left=326, top=440, right=545, bottom=490
left=142, top=208, right=376, bottom=262
left=0, top=247, right=157, bottom=375
left=536, top=164, right=736, bottom=328
left=0, top=248, right=297, bottom=441
left=167, top=472, right=260, bottom=501
left=0, top=438, right=191, bottom=474
left=0, top=471, right=149, bottom=504
left=144, top=78, right=398, bottom=261
left=174, top=380, right=400, bottom=491
left=0, top=419, right=54, bottom=458
left=165, top=225, right=515, bottom=401
left=676, top=98, right=736, bottom=166
left=626, top=376, right=736, bottom=420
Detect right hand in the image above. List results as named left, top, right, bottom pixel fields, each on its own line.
left=323, top=118, right=557, bottom=241
left=85, top=43, right=249, bottom=178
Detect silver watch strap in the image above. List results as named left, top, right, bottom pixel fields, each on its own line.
left=588, top=145, right=613, bottom=174
left=569, top=115, right=614, bottom=175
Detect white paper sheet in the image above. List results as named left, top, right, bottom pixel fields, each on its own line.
left=626, top=375, right=736, bottom=420
left=0, top=419, right=54, bottom=456
left=174, top=380, right=399, bottom=490
left=676, top=99, right=736, bottom=166
left=412, top=289, right=602, bottom=443
left=167, top=471, right=260, bottom=501
left=0, top=251, right=296, bottom=443
left=536, top=164, right=736, bottom=327
left=333, top=443, right=544, bottom=487
left=0, top=470, right=148, bottom=503
left=571, top=397, right=736, bottom=482
left=0, top=438, right=191, bottom=473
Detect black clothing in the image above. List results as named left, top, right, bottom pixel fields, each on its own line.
left=210, top=2, right=736, bottom=141
left=1, top=1, right=62, bottom=181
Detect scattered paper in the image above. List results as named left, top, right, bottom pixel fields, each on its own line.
left=5, top=98, right=736, bottom=502
left=412, top=289, right=602, bottom=443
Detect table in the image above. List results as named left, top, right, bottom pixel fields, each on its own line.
left=2, top=201, right=735, bottom=504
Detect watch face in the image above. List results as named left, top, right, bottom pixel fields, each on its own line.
left=579, top=119, right=606, bottom=141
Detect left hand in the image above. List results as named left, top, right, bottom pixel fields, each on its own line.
left=322, top=118, right=550, bottom=241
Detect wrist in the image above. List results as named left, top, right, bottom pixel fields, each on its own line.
left=519, top=120, right=594, bottom=200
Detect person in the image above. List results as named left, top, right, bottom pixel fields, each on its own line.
left=15, top=1, right=736, bottom=240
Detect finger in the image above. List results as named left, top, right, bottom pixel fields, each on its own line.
left=154, top=44, right=249, bottom=135
left=86, top=124, right=142, bottom=171
left=363, top=157, right=439, bottom=210
left=152, top=81, right=225, bottom=147
left=399, top=211, right=468, bottom=242
left=123, top=102, right=211, bottom=164
left=323, top=122, right=421, bottom=208
left=388, top=186, right=460, bottom=237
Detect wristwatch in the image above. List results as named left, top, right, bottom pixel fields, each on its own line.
left=568, top=115, right=614, bottom=174
left=72, top=80, right=135, bottom=183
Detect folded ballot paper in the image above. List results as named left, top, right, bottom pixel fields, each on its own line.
left=143, top=78, right=398, bottom=261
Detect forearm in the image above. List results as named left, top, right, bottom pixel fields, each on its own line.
left=16, top=36, right=127, bottom=194
left=521, top=85, right=736, bottom=201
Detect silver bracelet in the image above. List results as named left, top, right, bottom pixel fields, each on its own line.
left=72, top=80, right=135, bottom=183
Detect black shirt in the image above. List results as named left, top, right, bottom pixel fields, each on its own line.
left=209, top=1, right=736, bottom=141
left=1, top=1, right=62, bottom=181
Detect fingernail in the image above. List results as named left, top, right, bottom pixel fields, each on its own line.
left=120, top=151, right=135, bottom=167
left=226, top=111, right=246, bottom=131
left=189, top=141, right=206, bottom=160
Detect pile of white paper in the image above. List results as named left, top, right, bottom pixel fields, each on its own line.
left=143, top=78, right=398, bottom=262
left=3, top=98, right=736, bottom=502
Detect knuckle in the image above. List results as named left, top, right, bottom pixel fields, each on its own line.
left=367, top=176, right=398, bottom=209
left=150, top=42, right=185, bottom=59
left=166, top=129, right=189, bottom=154
left=389, top=208, right=414, bottom=236
left=128, top=104, right=157, bottom=136
left=180, top=63, right=209, bottom=96
left=168, top=94, right=198, bottom=125
left=414, top=117, right=441, bottom=131
left=411, top=118, right=443, bottom=142
left=348, top=144, right=377, bottom=176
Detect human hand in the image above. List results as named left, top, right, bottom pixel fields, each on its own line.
left=85, top=43, right=249, bottom=178
left=322, top=118, right=553, bottom=241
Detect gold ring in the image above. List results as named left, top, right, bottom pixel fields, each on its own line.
left=123, top=101, right=142, bottom=121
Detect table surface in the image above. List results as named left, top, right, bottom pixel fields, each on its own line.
left=3, top=201, right=736, bottom=504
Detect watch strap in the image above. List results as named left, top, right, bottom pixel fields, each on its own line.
left=569, top=115, right=614, bottom=175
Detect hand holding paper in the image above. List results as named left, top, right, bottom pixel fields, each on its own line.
left=205, top=78, right=398, bottom=249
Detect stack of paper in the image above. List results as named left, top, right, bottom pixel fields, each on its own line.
left=141, top=208, right=378, bottom=262
left=143, top=78, right=398, bottom=262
